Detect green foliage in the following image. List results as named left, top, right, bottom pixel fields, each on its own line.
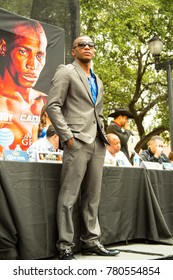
left=80, top=0, right=173, bottom=149
left=1, top=0, right=173, bottom=149
left=0, top=0, right=32, bottom=17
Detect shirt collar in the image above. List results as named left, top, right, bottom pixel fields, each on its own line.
left=113, top=121, right=121, bottom=127
left=90, top=68, right=96, bottom=78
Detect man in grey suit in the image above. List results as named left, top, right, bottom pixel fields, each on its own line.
left=46, top=35, right=119, bottom=260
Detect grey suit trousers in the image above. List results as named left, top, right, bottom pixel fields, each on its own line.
left=56, top=136, right=106, bottom=250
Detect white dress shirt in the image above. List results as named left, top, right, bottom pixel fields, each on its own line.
left=27, top=137, right=56, bottom=162
left=104, top=149, right=132, bottom=167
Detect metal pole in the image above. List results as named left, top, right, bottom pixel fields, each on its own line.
left=167, top=62, right=173, bottom=150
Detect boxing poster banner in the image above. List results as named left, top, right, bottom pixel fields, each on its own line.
left=0, top=8, right=65, bottom=157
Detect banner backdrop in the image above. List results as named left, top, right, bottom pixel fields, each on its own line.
left=0, top=8, right=65, bottom=156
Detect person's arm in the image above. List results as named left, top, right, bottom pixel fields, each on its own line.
left=27, top=146, right=36, bottom=162
left=106, top=125, right=130, bottom=145
left=64, top=137, right=75, bottom=148
left=121, top=152, right=132, bottom=167
left=46, top=65, right=74, bottom=143
left=140, top=149, right=160, bottom=162
left=32, top=124, right=39, bottom=143
left=160, top=153, right=171, bottom=163
left=124, top=121, right=130, bottom=130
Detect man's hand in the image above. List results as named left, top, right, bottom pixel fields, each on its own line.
left=154, top=146, right=163, bottom=158
left=124, top=121, right=130, bottom=130
left=65, top=137, right=75, bottom=148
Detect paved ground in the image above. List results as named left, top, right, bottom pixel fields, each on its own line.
left=74, top=241, right=173, bottom=260
left=48, top=240, right=173, bottom=260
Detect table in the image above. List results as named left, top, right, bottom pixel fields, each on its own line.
left=147, top=169, right=173, bottom=236
left=0, top=161, right=173, bottom=259
left=99, top=167, right=173, bottom=245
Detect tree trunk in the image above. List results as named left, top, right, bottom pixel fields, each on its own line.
left=30, top=0, right=80, bottom=64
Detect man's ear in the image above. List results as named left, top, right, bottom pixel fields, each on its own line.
left=0, top=38, right=6, bottom=57
left=71, top=49, right=75, bottom=57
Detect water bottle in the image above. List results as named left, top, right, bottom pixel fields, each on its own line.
left=133, top=153, right=140, bottom=167
left=14, top=144, right=22, bottom=151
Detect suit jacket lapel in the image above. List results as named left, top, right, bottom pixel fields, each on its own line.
left=72, top=61, right=95, bottom=104
left=95, top=75, right=102, bottom=105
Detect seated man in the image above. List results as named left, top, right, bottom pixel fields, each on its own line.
left=106, top=108, right=134, bottom=160
left=104, top=133, right=132, bottom=167
left=140, top=135, right=170, bottom=164
left=27, top=124, right=62, bottom=162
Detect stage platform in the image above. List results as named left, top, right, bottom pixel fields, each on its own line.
left=76, top=242, right=173, bottom=260
left=48, top=241, right=173, bottom=260
left=1, top=161, right=173, bottom=260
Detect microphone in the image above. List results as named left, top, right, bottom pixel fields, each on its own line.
left=131, top=150, right=143, bottom=160
left=131, top=149, right=136, bottom=156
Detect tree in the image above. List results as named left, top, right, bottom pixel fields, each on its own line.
left=80, top=0, right=173, bottom=151
left=0, top=0, right=80, bottom=64
left=1, top=0, right=173, bottom=151
left=30, top=0, right=80, bottom=64
left=0, top=0, right=32, bottom=17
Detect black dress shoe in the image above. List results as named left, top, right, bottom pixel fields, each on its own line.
left=59, top=248, right=76, bottom=260
left=82, top=244, right=119, bottom=256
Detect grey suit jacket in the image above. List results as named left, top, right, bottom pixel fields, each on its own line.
left=46, top=60, right=108, bottom=145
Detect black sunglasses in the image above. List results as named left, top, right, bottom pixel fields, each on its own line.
left=73, top=41, right=95, bottom=49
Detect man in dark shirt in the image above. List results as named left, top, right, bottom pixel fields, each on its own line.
left=106, top=108, right=133, bottom=160
left=140, top=135, right=170, bottom=164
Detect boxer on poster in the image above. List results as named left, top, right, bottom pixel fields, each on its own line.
left=0, top=19, right=48, bottom=155
left=0, top=9, right=65, bottom=157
